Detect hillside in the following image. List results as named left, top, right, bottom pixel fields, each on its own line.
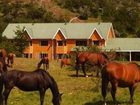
left=1, top=0, right=140, bottom=38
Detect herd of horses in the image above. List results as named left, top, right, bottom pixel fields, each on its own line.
left=0, top=48, right=140, bottom=105
left=0, top=49, right=61, bottom=105
left=61, top=51, right=140, bottom=105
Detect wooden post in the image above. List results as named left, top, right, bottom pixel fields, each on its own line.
left=129, top=51, right=132, bottom=62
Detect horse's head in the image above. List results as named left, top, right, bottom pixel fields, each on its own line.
left=52, top=93, right=62, bottom=105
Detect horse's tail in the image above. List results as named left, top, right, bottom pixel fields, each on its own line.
left=101, top=65, right=109, bottom=104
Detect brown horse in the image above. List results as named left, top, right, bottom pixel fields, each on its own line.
left=37, top=57, right=49, bottom=70
left=102, top=62, right=140, bottom=105
left=0, top=57, right=8, bottom=105
left=75, top=51, right=108, bottom=77
left=7, top=53, right=14, bottom=68
left=60, top=58, right=72, bottom=68
left=0, top=49, right=7, bottom=62
left=2, top=69, right=62, bottom=105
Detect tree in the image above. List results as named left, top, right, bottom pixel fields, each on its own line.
left=14, top=26, right=29, bottom=56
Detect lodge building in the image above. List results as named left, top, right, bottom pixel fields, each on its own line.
left=2, top=23, right=115, bottom=60
left=3, top=22, right=140, bottom=61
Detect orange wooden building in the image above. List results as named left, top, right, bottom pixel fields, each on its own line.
left=2, top=23, right=115, bottom=59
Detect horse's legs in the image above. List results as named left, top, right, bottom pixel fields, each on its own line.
left=96, top=66, right=100, bottom=77
left=60, top=62, right=63, bottom=68
left=81, top=63, right=87, bottom=77
left=39, top=89, right=45, bottom=105
left=3, top=87, right=12, bottom=105
left=129, top=86, right=135, bottom=104
left=75, top=64, right=80, bottom=77
left=111, top=82, right=117, bottom=105
left=43, top=64, right=46, bottom=70
left=101, top=70, right=109, bottom=105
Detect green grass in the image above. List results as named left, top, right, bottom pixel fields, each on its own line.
left=5, top=58, right=140, bottom=105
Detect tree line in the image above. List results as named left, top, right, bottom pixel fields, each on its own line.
left=55, top=0, right=140, bottom=37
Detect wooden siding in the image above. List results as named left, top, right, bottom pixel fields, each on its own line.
left=23, top=28, right=115, bottom=59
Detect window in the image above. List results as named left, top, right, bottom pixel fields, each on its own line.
left=40, top=53, right=48, bottom=58
left=57, top=54, right=63, bottom=59
left=29, top=41, right=32, bottom=46
left=58, top=41, right=63, bottom=46
left=24, top=53, right=28, bottom=58
left=93, top=41, right=99, bottom=46
left=64, top=41, right=66, bottom=46
left=76, top=40, right=87, bottom=46
left=30, top=53, right=32, bottom=58
left=40, top=40, right=48, bottom=46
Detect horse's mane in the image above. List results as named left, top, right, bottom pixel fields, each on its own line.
left=36, top=69, right=60, bottom=97
left=100, top=52, right=109, bottom=60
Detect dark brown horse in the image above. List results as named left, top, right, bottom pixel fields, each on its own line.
left=75, top=51, right=108, bottom=77
left=102, top=62, right=140, bottom=105
left=7, top=53, right=14, bottom=68
left=60, top=58, right=72, bottom=68
left=2, top=69, right=62, bottom=105
left=37, top=57, right=49, bottom=70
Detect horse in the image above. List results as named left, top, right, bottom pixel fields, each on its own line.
left=102, top=62, right=140, bottom=105
left=60, top=58, right=72, bottom=68
left=0, top=57, right=8, bottom=105
left=0, top=49, right=7, bottom=62
left=37, top=57, right=49, bottom=70
left=75, top=51, right=108, bottom=77
left=2, top=69, right=62, bottom=105
left=0, top=57, right=7, bottom=72
left=7, top=53, right=14, bottom=68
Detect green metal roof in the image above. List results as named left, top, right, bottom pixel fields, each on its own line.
left=2, top=23, right=113, bottom=39
left=103, top=38, right=140, bottom=52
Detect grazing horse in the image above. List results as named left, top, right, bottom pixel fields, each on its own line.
left=2, top=69, right=62, bottom=105
left=102, top=62, right=140, bottom=105
left=75, top=51, right=108, bottom=77
left=7, top=53, right=14, bottom=68
left=60, top=58, right=72, bottom=68
left=37, top=57, right=49, bottom=70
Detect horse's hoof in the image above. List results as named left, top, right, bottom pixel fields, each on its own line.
left=85, top=75, right=88, bottom=78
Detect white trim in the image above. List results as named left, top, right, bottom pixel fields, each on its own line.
left=105, top=49, right=140, bottom=52
left=24, top=28, right=32, bottom=39
left=52, top=28, right=67, bottom=39
left=88, top=28, right=103, bottom=39
left=69, top=17, right=78, bottom=23
left=129, top=51, right=132, bottom=61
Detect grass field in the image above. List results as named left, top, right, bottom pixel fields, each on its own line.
left=5, top=58, right=140, bottom=105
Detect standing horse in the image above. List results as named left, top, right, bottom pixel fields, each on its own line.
left=0, top=57, right=8, bottom=105
left=7, top=53, right=14, bottom=68
left=37, top=57, right=49, bottom=70
left=102, top=62, right=140, bottom=105
left=60, top=58, right=72, bottom=68
left=0, top=49, right=7, bottom=61
left=75, top=51, right=108, bottom=77
left=2, top=69, right=62, bottom=105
